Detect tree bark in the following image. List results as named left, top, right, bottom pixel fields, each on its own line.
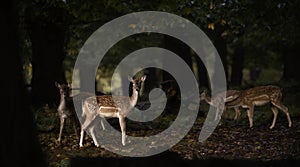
left=230, top=45, right=245, bottom=86
left=194, top=53, right=209, bottom=88
left=214, top=36, right=228, bottom=80
left=162, top=35, right=191, bottom=114
left=282, top=43, right=300, bottom=84
left=1, top=1, right=46, bottom=166
left=28, top=11, right=67, bottom=107
left=163, top=35, right=193, bottom=81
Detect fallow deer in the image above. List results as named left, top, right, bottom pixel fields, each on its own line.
left=79, top=75, right=146, bottom=147
left=200, top=89, right=242, bottom=121
left=55, top=82, right=79, bottom=143
left=225, top=85, right=292, bottom=129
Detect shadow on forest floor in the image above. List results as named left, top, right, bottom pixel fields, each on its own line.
left=36, top=87, right=300, bottom=167
left=70, top=150, right=300, bottom=167
left=38, top=114, right=300, bottom=167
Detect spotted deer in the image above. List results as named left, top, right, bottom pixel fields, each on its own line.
left=79, top=75, right=146, bottom=147
left=55, top=82, right=79, bottom=143
left=225, top=85, right=292, bottom=129
left=200, top=89, right=242, bottom=121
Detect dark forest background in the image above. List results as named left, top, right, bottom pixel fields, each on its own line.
left=2, top=0, right=300, bottom=167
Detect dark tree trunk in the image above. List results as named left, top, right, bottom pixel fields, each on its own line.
left=282, top=43, right=300, bottom=84
left=230, top=45, right=245, bottom=86
left=214, top=36, right=228, bottom=80
left=194, top=53, right=209, bottom=88
left=163, top=35, right=193, bottom=81
left=1, top=1, right=46, bottom=166
left=162, top=35, right=191, bottom=114
left=204, top=27, right=228, bottom=88
left=163, top=35, right=209, bottom=89
left=29, top=15, right=67, bottom=107
left=141, top=68, right=160, bottom=100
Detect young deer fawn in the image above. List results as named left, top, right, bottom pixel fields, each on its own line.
left=55, top=82, right=79, bottom=143
left=200, top=89, right=242, bottom=121
left=79, top=75, right=146, bottom=147
left=225, top=85, right=292, bottom=129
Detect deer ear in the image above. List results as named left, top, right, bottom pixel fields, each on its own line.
left=67, top=82, right=72, bottom=88
left=128, top=75, right=133, bottom=82
left=140, top=75, right=146, bottom=82
left=55, top=82, right=60, bottom=88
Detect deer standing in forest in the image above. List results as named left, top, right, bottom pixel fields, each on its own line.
left=79, top=75, right=146, bottom=147
left=224, top=85, right=292, bottom=129
left=200, top=89, right=242, bottom=121
left=55, top=82, right=79, bottom=143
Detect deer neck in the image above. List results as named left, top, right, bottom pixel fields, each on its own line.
left=226, top=95, right=243, bottom=108
left=59, top=94, right=72, bottom=109
left=57, top=95, right=66, bottom=111
left=129, top=89, right=139, bottom=107
left=59, top=94, right=65, bottom=104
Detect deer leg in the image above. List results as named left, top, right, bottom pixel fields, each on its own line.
left=214, top=106, right=223, bottom=121
left=89, top=125, right=99, bottom=147
left=247, top=106, right=254, bottom=128
left=101, top=118, right=106, bottom=130
left=270, top=106, right=279, bottom=129
left=79, top=115, right=94, bottom=147
left=119, top=115, right=126, bottom=146
left=79, top=130, right=84, bottom=147
left=272, top=101, right=292, bottom=128
left=214, top=110, right=219, bottom=121
left=234, top=107, right=241, bottom=120
left=58, top=117, right=65, bottom=143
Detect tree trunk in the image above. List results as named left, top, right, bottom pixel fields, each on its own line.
left=214, top=36, right=228, bottom=80
left=140, top=68, right=161, bottom=101
left=282, top=43, right=300, bottom=84
left=162, top=35, right=191, bottom=114
left=163, top=35, right=193, bottom=81
left=194, top=53, right=209, bottom=88
left=29, top=18, right=66, bottom=107
left=230, top=45, right=245, bottom=86
left=1, top=1, right=46, bottom=166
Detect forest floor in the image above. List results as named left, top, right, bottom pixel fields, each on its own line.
left=37, top=112, right=300, bottom=167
